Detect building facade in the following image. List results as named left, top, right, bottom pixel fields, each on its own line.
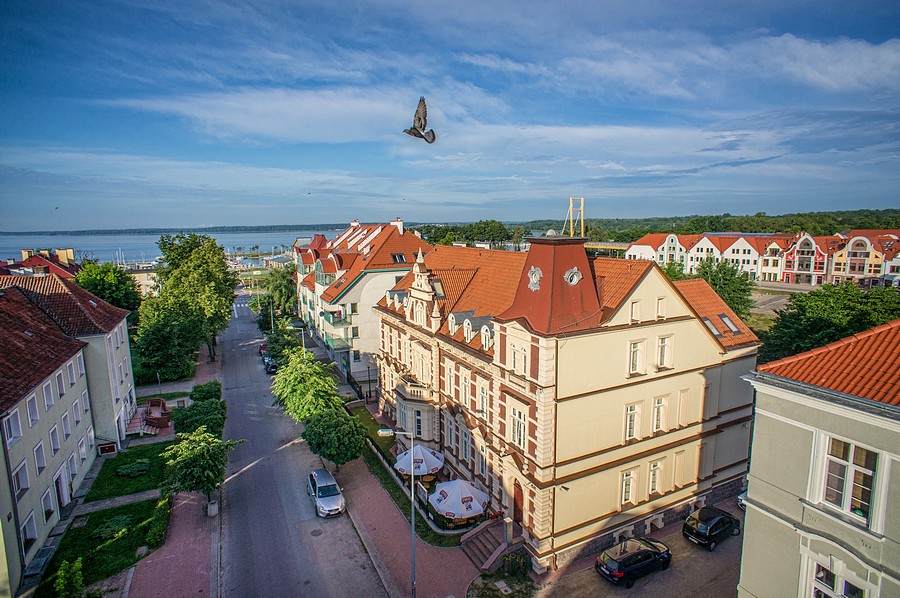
left=296, top=219, right=431, bottom=389
left=0, top=287, right=98, bottom=595
left=377, top=237, right=759, bottom=571
left=738, top=319, right=900, bottom=598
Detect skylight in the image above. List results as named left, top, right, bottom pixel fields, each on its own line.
left=391, top=254, right=407, bottom=263
left=719, top=314, right=740, bottom=333
left=702, top=317, right=723, bottom=337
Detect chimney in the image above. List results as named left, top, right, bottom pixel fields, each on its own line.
left=350, top=219, right=360, bottom=227
left=21, top=249, right=34, bottom=261
left=56, top=248, right=75, bottom=266
left=6, top=259, right=15, bottom=265
left=390, top=218, right=404, bottom=235
left=38, top=249, right=51, bottom=257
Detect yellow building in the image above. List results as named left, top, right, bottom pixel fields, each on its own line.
left=376, top=237, right=759, bottom=571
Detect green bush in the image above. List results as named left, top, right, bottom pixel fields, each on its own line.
left=115, top=459, right=151, bottom=478
left=145, top=494, right=173, bottom=548
left=53, top=558, right=83, bottom=598
left=503, top=550, right=532, bottom=578
left=190, top=380, right=222, bottom=402
left=91, top=516, right=132, bottom=542
left=172, top=399, right=227, bottom=438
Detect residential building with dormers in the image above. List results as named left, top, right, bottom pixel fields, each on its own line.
left=738, top=319, right=900, bottom=598
left=376, top=237, right=759, bottom=571
left=829, top=230, right=900, bottom=287
left=0, top=287, right=98, bottom=596
left=0, top=274, right=136, bottom=451
left=296, top=219, right=431, bottom=390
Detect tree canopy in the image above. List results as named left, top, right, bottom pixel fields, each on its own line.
left=172, top=398, right=227, bottom=438
left=132, top=295, right=200, bottom=383
left=759, top=283, right=900, bottom=363
left=264, top=264, right=298, bottom=315
left=162, top=426, right=243, bottom=501
left=74, top=261, right=142, bottom=314
left=271, top=348, right=343, bottom=422
left=694, top=257, right=755, bottom=319
left=302, top=410, right=367, bottom=469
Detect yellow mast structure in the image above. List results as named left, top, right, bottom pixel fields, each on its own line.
left=563, top=197, right=585, bottom=237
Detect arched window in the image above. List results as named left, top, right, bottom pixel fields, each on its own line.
left=464, top=319, right=473, bottom=342
left=481, top=326, right=492, bottom=350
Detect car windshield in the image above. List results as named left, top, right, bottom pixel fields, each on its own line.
left=317, top=484, right=341, bottom=498
left=686, top=515, right=709, bottom=533
left=598, top=551, right=620, bottom=571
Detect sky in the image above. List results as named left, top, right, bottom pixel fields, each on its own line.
left=1, top=0, right=899, bottom=231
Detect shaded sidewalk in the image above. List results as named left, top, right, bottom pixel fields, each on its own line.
left=128, top=493, right=212, bottom=598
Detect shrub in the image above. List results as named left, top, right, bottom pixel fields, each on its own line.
left=172, top=399, right=227, bottom=438
left=503, top=550, right=532, bottom=578
left=91, top=516, right=132, bottom=542
left=54, top=558, right=84, bottom=598
left=115, top=459, right=151, bottom=478
left=145, top=494, right=173, bottom=547
left=190, top=380, right=222, bottom=403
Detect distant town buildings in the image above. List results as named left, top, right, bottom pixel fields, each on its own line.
left=295, top=219, right=432, bottom=389
left=738, top=319, right=900, bottom=598
left=376, top=237, right=759, bottom=571
left=1, top=249, right=80, bottom=279
left=626, top=230, right=900, bottom=287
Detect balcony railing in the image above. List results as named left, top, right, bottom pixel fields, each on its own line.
left=322, top=311, right=351, bottom=327
left=323, top=332, right=352, bottom=351
left=395, top=373, right=431, bottom=401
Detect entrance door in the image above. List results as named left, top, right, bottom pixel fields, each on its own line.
left=513, top=481, right=523, bottom=524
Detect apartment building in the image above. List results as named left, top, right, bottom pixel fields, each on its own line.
left=296, top=219, right=431, bottom=387
left=0, top=287, right=97, bottom=595
left=0, top=274, right=136, bottom=450
left=376, top=237, right=759, bottom=571
left=738, top=319, right=900, bottom=598
left=830, top=230, right=900, bottom=287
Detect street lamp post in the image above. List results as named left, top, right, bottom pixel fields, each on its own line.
left=377, top=428, right=416, bottom=598
left=366, top=364, right=372, bottom=401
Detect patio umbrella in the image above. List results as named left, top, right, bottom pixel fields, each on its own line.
left=393, top=445, right=445, bottom=476
left=428, top=479, right=490, bottom=519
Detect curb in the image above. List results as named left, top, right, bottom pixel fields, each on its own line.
left=121, top=566, right=135, bottom=598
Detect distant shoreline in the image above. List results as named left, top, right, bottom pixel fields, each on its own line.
left=0, top=224, right=399, bottom=236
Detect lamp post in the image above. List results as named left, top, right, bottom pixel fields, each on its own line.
left=377, top=428, right=416, bottom=598
left=366, top=364, right=372, bottom=401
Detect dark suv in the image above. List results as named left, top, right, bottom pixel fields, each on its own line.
left=682, top=506, right=740, bottom=551
left=595, top=537, right=672, bottom=589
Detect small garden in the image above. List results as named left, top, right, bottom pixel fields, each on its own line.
left=35, top=496, right=172, bottom=597
left=467, top=550, right=536, bottom=597
left=85, top=440, right=176, bottom=502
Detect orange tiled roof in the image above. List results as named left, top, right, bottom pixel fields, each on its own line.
left=0, top=274, right=129, bottom=336
left=757, top=319, right=900, bottom=406
left=14, top=254, right=80, bottom=278
left=590, top=258, right=654, bottom=322
left=672, top=278, right=758, bottom=348
left=300, top=271, right=315, bottom=291
left=0, top=286, right=88, bottom=410
left=629, top=233, right=669, bottom=250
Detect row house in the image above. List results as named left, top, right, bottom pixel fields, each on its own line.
left=739, top=319, right=900, bottom=598
left=0, top=287, right=98, bottom=595
left=296, top=219, right=431, bottom=388
left=0, top=275, right=137, bottom=450
left=628, top=230, right=900, bottom=287
left=376, top=237, right=759, bottom=571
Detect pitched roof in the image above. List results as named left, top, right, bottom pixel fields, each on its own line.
left=629, top=233, right=669, bottom=250
left=758, top=319, right=900, bottom=407
left=13, top=253, right=81, bottom=278
left=590, top=258, right=655, bottom=322
left=0, top=287, right=87, bottom=411
left=672, top=278, right=758, bottom=349
left=0, top=274, right=129, bottom=336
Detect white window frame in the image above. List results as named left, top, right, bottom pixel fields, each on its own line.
left=49, top=426, right=60, bottom=455
left=656, top=336, right=672, bottom=370
left=76, top=353, right=85, bottom=377
left=414, top=409, right=422, bottom=438
left=479, top=444, right=487, bottom=478
left=656, top=297, right=666, bottom=319
left=43, top=382, right=54, bottom=410
left=811, top=561, right=867, bottom=598
left=479, top=386, right=488, bottom=418
left=12, top=460, right=30, bottom=500
left=87, top=426, right=95, bottom=450
left=73, top=399, right=81, bottom=424
left=20, top=512, right=37, bottom=554
left=56, top=371, right=65, bottom=397
left=649, top=461, right=662, bottom=495
left=67, top=361, right=76, bottom=387
left=4, top=409, right=23, bottom=448
left=67, top=453, right=78, bottom=481
left=630, top=300, right=640, bottom=322
left=652, top=397, right=666, bottom=433
left=625, top=403, right=640, bottom=441
left=621, top=469, right=637, bottom=505
left=822, top=436, right=877, bottom=525
left=26, top=395, right=39, bottom=427
left=82, top=389, right=90, bottom=413
left=462, top=429, right=470, bottom=463
left=34, top=442, right=47, bottom=474
left=41, top=488, right=56, bottom=523
left=628, top=340, right=645, bottom=376
left=511, top=407, right=527, bottom=450
left=62, top=411, right=71, bottom=439
left=78, top=438, right=87, bottom=463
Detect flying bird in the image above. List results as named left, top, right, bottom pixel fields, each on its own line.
left=403, top=96, right=436, bottom=144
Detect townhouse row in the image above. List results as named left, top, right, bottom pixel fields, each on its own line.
left=626, top=229, right=900, bottom=287
left=0, top=274, right=136, bottom=596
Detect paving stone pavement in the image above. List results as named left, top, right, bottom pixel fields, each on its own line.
left=72, top=489, right=162, bottom=516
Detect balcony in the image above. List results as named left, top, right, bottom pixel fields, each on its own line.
left=323, top=332, right=352, bottom=351
left=395, top=373, right=431, bottom=401
left=321, top=311, right=351, bottom=327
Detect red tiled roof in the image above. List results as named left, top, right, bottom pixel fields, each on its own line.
left=13, top=254, right=80, bottom=278
left=0, top=274, right=129, bottom=336
left=0, top=287, right=87, bottom=411
left=672, top=278, right=758, bottom=349
left=758, top=319, right=900, bottom=406
left=629, top=233, right=668, bottom=250
left=591, top=258, right=654, bottom=322
left=300, top=271, right=315, bottom=291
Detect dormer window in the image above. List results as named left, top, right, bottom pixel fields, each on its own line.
left=463, top=320, right=473, bottom=342
left=481, top=326, right=492, bottom=350
left=448, top=314, right=458, bottom=335
left=391, top=253, right=408, bottom=263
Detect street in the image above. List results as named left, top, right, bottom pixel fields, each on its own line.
left=536, top=502, right=744, bottom=598
left=219, top=293, right=386, bottom=597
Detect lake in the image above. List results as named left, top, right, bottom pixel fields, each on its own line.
left=0, top=229, right=339, bottom=264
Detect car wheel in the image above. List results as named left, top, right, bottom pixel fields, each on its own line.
left=708, top=541, right=717, bottom=552
left=661, top=559, right=670, bottom=570
left=732, top=526, right=741, bottom=536
left=624, top=577, right=635, bottom=589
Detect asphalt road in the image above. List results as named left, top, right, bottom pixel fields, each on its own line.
left=219, top=294, right=386, bottom=597
left=536, top=505, right=744, bottom=598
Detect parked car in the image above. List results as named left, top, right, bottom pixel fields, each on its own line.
left=682, top=506, right=741, bottom=551
left=737, top=490, right=748, bottom=511
left=306, top=469, right=345, bottom=517
left=264, top=358, right=277, bottom=374
left=595, top=537, right=671, bottom=589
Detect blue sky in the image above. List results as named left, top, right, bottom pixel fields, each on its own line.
left=1, top=0, right=899, bottom=231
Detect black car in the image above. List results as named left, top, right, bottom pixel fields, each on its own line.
left=595, top=537, right=671, bottom=589
left=682, top=506, right=740, bottom=551
left=264, top=356, right=277, bottom=374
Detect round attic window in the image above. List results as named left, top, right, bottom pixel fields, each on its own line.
left=564, top=267, right=583, bottom=286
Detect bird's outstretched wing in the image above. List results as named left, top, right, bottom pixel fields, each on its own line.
left=422, top=129, right=436, bottom=144
left=413, top=96, right=428, bottom=131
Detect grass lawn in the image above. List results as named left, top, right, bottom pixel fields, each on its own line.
left=348, top=406, right=395, bottom=455
left=745, top=312, right=776, bottom=334
left=36, top=499, right=158, bottom=597
left=85, top=440, right=176, bottom=502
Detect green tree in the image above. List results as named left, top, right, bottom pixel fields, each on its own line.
left=162, top=426, right=243, bottom=501
left=266, top=319, right=303, bottom=367
left=302, top=410, right=367, bottom=470
left=659, top=260, right=688, bottom=281
left=271, top=348, right=343, bottom=422
left=586, top=223, right=607, bottom=242
left=510, top=225, right=526, bottom=248
left=760, top=283, right=900, bottom=363
left=190, top=380, right=223, bottom=402
left=264, top=263, right=298, bottom=315
left=172, top=399, right=227, bottom=438
left=694, top=257, right=755, bottom=318
left=133, top=296, right=199, bottom=383
left=74, top=261, right=142, bottom=315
